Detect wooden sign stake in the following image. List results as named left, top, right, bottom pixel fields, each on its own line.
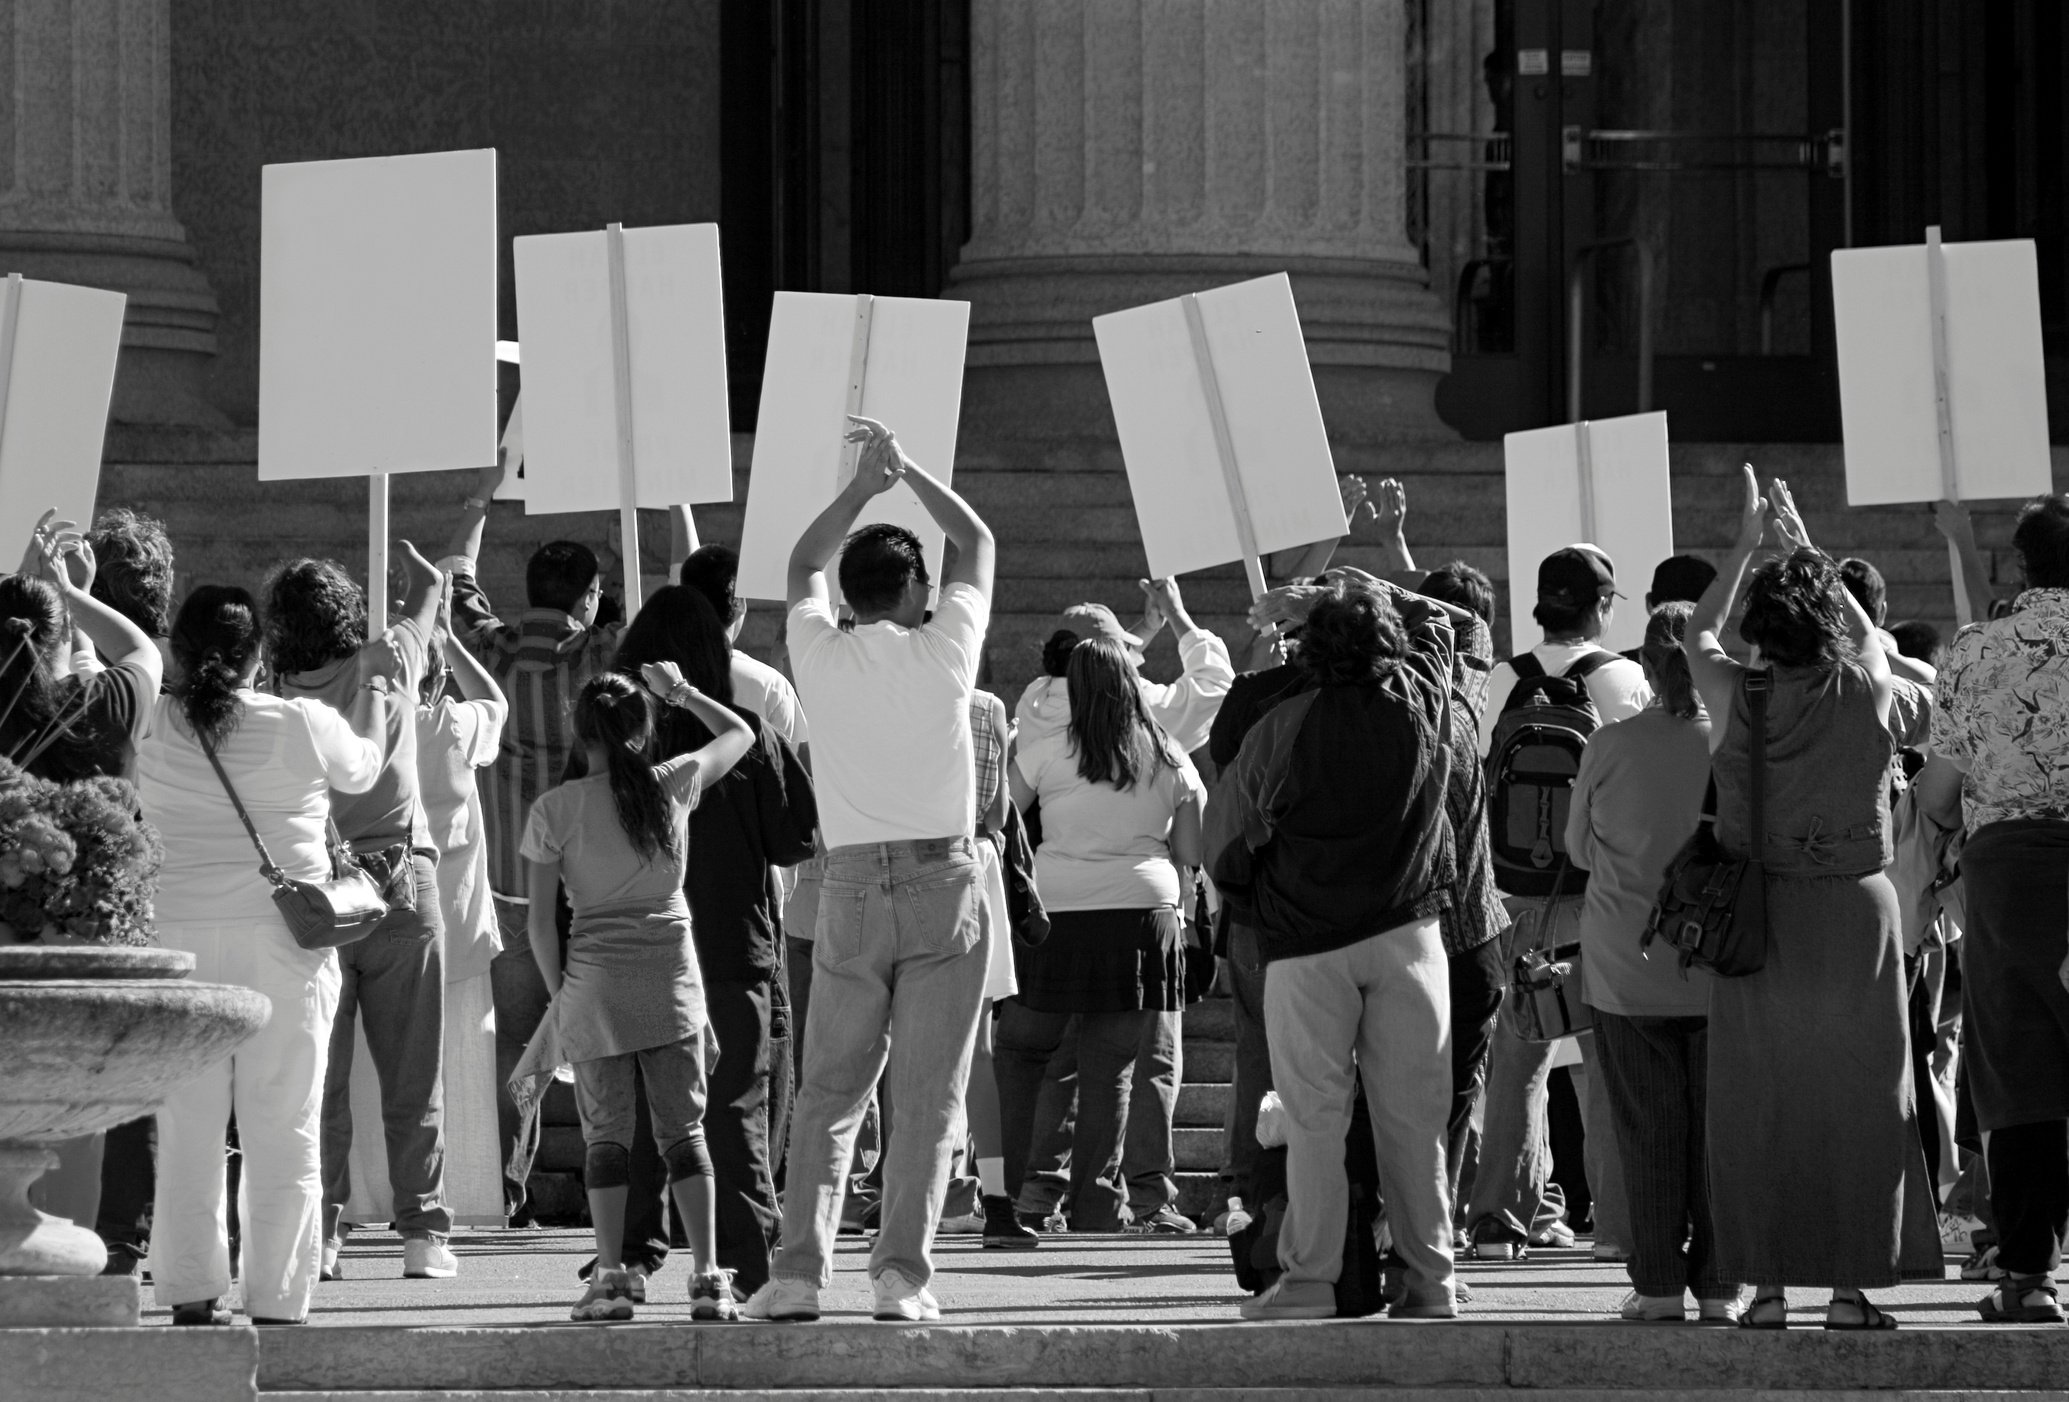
left=1925, top=226, right=1972, bottom=626
left=1574, top=418, right=1599, bottom=544
left=606, top=222, right=642, bottom=619
left=837, top=294, right=877, bottom=490
left=1181, top=293, right=1267, bottom=601
left=0, top=275, right=22, bottom=458
left=367, top=472, right=389, bottom=636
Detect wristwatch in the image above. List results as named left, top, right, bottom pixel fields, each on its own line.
left=463, top=495, right=491, bottom=512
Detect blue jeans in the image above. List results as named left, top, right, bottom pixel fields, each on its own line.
left=771, top=837, right=988, bottom=1288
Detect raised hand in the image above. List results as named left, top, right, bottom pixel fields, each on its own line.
left=640, top=660, right=690, bottom=699
left=1372, top=478, right=1406, bottom=537
left=1340, top=475, right=1376, bottom=529
left=1932, top=499, right=1975, bottom=544
left=844, top=415, right=909, bottom=496
left=1734, top=463, right=1768, bottom=553
left=1769, top=478, right=1812, bottom=552
left=1248, top=582, right=1329, bottom=633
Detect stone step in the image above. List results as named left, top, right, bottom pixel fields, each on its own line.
left=1175, top=1126, right=1223, bottom=1172
left=1176, top=1169, right=1225, bottom=1219
left=1185, top=1041, right=1234, bottom=1085
left=245, top=1316, right=2069, bottom=1395
left=1176, top=1080, right=1230, bottom=1128
left=1184, top=997, right=1237, bottom=1042
left=266, top=1392, right=2069, bottom=1402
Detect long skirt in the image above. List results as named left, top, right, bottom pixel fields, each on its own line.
left=1706, top=870, right=1942, bottom=1287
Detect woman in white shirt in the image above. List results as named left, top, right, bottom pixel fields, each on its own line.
left=140, top=586, right=385, bottom=1327
left=996, top=637, right=1204, bottom=1232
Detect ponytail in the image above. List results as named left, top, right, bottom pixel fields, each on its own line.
left=170, top=586, right=262, bottom=748
left=573, top=673, right=677, bottom=862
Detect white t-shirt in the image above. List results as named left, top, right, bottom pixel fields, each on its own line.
left=417, top=696, right=507, bottom=983
left=1477, top=640, right=1653, bottom=758
left=1012, top=729, right=1204, bottom=911
left=138, top=691, right=384, bottom=926
left=786, top=582, right=990, bottom=849
left=731, top=651, right=808, bottom=749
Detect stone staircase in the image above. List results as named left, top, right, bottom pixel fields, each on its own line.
left=1175, top=995, right=1237, bottom=1222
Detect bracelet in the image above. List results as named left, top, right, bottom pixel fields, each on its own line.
left=463, top=495, right=490, bottom=512
left=667, top=680, right=696, bottom=706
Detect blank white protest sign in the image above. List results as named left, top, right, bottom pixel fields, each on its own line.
left=0, top=276, right=127, bottom=561
left=512, top=223, right=731, bottom=514
left=1504, top=411, right=1673, bottom=658
left=735, top=292, right=970, bottom=602
left=259, top=149, right=499, bottom=480
left=1832, top=238, right=2051, bottom=506
left=1093, top=273, right=1345, bottom=585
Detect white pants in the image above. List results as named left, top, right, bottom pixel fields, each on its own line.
left=150, top=919, right=339, bottom=1320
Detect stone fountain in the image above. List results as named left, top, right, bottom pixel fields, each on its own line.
left=0, top=944, right=269, bottom=1327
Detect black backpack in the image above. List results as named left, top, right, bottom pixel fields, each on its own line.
left=1485, top=651, right=1613, bottom=898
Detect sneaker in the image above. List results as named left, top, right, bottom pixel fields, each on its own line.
left=1978, top=1279, right=2066, bottom=1324
left=1962, top=1244, right=2008, bottom=1282
left=690, top=1270, right=739, bottom=1321
left=937, top=1211, right=986, bottom=1235
left=570, top=1270, right=636, bottom=1323
left=1389, top=1290, right=1459, bottom=1320
left=319, top=1242, right=342, bottom=1282
left=1620, top=1289, right=1685, bottom=1322
left=1698, top=1293, right=1745, bottom=1325
left=403, top=1238, right=459, bottom=1279
left=624, top=1264, right=649, bottom=1304
left=1468, top=1215, right=1529, bottom=1261
left=983, top=1194, right=1040, bottom=1250
left=1239, top=1278, right=1336, bottom=1320
left=742, top=1277, right=821, bottom=1322
left=171, top=1298, right=232, bottom=1326
left=100, top=1242, right=145, bottom=1277
left=1529, top=1220, right=1577, bottom=1249
left=1939, top=1211, right=1987, bottom=1250
left=872, top=1267, right=942, bottom=1322
left=1135, top=1206, right=1199, bottom=1236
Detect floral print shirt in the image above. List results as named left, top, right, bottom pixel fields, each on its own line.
left=1932, top=588, right=2069, bottom=831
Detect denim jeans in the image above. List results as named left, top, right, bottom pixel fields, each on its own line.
left=768, top=960, right=795, bottom=1193
left=1264, top=918, right=1455, bottom=1306
left=1223, top=922, right=1273, bottom=1203
left=770, top=837, right=988, bottom=1288
left=1448, top=937, right=1507, bottom=1211
left=1463, top=897, right=1571, bottom=1241
left=322, top=853, right=450, bottom=1243
left=491, top=901, right=550, bottom=1216
left=1123, top=1011, right=1183, bottom=1216
left=1012, top=1036, right=1078, bottom=1218
left=996, top=1002, right=1157, bottom=1231
left=705, top=979, right=782, bottom=1293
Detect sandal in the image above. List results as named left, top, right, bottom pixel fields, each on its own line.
left=1978, top=1279, right=2066, bottom=1324
left=1739, top=1293, right=1788, bottom=1330
left=1825, top=1294, right=1899, bottom=1331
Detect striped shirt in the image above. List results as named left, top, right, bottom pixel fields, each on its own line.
left=444, top=556, right=622, bottom=900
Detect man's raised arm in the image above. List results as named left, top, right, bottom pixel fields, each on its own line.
left=785, top=416, right=907, bottom=609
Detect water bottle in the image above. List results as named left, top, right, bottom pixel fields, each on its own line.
left=1224, top=1196, right=1252, bottom=1236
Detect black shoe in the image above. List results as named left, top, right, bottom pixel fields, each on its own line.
left=983, top=1195, right=1040, bottom=1250
left=250, top=1316, right=304, bottom=1326
left=101, top=1242, right=145, bottom=1277
left=172, top=1298, right=232, bottom=1326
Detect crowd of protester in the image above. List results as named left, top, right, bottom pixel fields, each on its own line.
left=17, top=417, right=2069, bottom=1329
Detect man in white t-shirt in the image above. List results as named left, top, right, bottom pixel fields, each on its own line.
left=744, top=415, right=995, bottom=1325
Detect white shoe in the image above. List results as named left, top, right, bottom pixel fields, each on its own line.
left=690, top=1269, right=739, bottom=1321
left=742, top=1277, right=821, bottom=1321
left=402, top=1238, right=458, bottom=1279
left=318, top=1242, right=341, bottom=1282
left=570, top=1269, right=635, bottom=1323
left=624, top=1264, right=648, bottom=1304
left=1619, top=1289, right=1685, bottom=1322
left=937, top=1212, right=986, bottom=1235
left=872, top=1266, right=942, bottom=1322
left=1698, top=1292, right=1745, bottom=1325
left=1239, top=1278, right=1336, bottom=1320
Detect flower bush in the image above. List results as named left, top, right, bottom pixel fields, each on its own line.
left=0, top=757, right=161, bottom=946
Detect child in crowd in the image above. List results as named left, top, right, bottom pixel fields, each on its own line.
left=522, top=666, right=754, bottom=1322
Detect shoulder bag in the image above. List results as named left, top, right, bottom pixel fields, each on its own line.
left=198, top=732, right=388, bottom=950
left=1507, top=859, right=1592, bottom=1042
left=1642, top=668, right=1771, bottom=978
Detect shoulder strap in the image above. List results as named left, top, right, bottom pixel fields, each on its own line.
left=1562, top=649, right=1615, bottom=682
left=1507, top=653, right=1545, bottom=681
left=1746, top=669, right=1771, bottom=860
left=196, top=730, right=285, bottom=884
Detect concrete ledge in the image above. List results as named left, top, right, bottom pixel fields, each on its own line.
left=255, top=1322, right=2069, bottom=1395
left=0, top=1274, right=140, bottom=1327
left=0, top=1325, right=256, bottom=1401
left=265, top=1391, right=2069, bottom=1402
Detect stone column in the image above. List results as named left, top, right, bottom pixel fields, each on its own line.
left=0, top=0, right=223, bottom=426
left=949, top=0, right=1452, bottom=444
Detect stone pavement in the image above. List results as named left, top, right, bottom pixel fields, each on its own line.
left=147, top=1225, right=2021, bottom=1329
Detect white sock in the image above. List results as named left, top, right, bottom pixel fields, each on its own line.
left=978, top=1156, right=1007, bottom=1199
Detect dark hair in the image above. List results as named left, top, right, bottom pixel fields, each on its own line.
left=1646, top=553, right=1718, bottom=609
left=171, top=586, right=261, bottom=747
left=263, top=559, right=365, bottom=675
left=0, top=574, right=96, bottom=777
left=87, top=508, right=174, bottom=638
left=573, top=672, right=677, bottom=863
left=1065, top=637, right=1173, bottom=790
left=838, top=524, right=928, bottom=616
left=1639, top=601, right=1700, bottom=720
left=615, top=585, right=741, bottom=766
left=1297, top=581, right=1407, bottom=685
left=1838, top=558, right=1888, bottom=625
left=527, top=541, right=601, bottom=615
left=1418, top=561, right=1495, bottom=626
left=1531, top=596, right=1593, bottom=636
left=2013, top=495, right=2069, bottom=590
left=1888, top=619, right=1942, bottom=663
left=679, top=545, right=743, bottom=630
left=1739, top=548, right=1851, bottom=670
left=1041, top=629, right=1080, bottom=678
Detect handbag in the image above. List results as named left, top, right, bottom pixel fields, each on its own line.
left=1643, top=669, right=1771, bottom=978
left=1507, top=860, right=1591, bottom=1042
left=1181, top=870, right=1218, bottom=1004
left=198, top=733, right=388, bottom=950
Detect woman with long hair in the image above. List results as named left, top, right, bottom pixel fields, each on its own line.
left=607, top=585, right=815, bottom=1301
left=139, top=585, right=386, bottom=1325
left=523, top=663, right=754, bottom=1322
left=995, top=637, right=1204, bottom=1232
left=1682, top=469, right=1941, bottom=1330
left=1566, top=602, right=1742, bottom=1322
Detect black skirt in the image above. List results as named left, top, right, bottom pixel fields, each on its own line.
left=1013, top=906, right=1184, bottom=1015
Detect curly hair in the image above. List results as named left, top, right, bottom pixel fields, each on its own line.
left=263, top=559, right=366, bottom=676
left=1041, top=628, right=1080, bottom=678
left=1418, top=561, right=1495, bottom=627
left=2013, top=495, right=2069, bottom=590
left=170, top=585, right=261, bottom=748
left=1739, top=547, right=1851, bottom=670
left=87, top=508, right=174, bottom=638
left=1640, top=601, right=1701, bottom=720
left=1296, top=581, right=1407, bottom=686
left=839, top=524, right=928, bottom=615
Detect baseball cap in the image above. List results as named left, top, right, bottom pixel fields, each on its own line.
left=1536, top=545, right=1623, bottom=609
left=1061, top=602, right=1145, bottom=653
